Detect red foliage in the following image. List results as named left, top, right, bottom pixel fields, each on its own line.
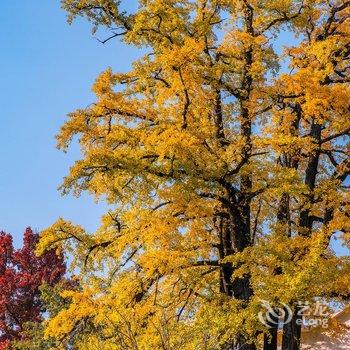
left=0, top=228, right=66, bottom=349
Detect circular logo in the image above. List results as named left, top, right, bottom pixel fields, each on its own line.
left=258, top=300, right=293, bottom=327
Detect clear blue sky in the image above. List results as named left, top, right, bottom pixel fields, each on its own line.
left=0, top=1, right=138, bottom=245
left=0, top=1, right=347, bottom=255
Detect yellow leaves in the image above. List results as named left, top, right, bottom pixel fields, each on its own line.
left=220, top=30, right=265, bottom=60
left=159, top=37, right=205, bottom=70
left=36, top=218, right=87, bottom=257
left=91, top=67, right=116, bottom=96
left=268, top=131, right=306, bottom=157
left=303, top=96, right=331, bottom=121
left=266, top=166, right=305, bottom=199
left=41, top=0, right=350, bottom=348
left=44, top=289, right=97, bottom=340
left=231, top=232, right=339, bottom=302
left=194, top=297, right=243, bottom=346
left=62, top=0, right=127, bottom=36
left=126, top=0, right=192, bottom=47
left=194, top=296, right=264, bottom=349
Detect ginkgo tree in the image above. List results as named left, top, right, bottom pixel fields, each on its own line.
left=38, top=1, right=349, bottom=349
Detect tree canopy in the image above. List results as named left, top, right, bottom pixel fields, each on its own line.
left=38, top=1, right=350, bottom=349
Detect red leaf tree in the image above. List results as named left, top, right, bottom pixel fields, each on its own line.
left=0, top=228, right=66, bottom=349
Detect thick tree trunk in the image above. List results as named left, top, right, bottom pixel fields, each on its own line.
left=263, top=327, right=278, bottom=350
left=281, top=311, right=302, bottom=350
left=218, top=203, right=255, bottom=350
left=281, top=123, right=322, bottom=349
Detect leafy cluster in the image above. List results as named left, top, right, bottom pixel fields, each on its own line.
left=0, top=228, right=67, bottom=349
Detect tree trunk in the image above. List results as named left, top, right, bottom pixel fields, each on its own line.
left=219, top=4, right=256, bottom=347
left=280, top=122, right=322, bottom=349
left=218, top=205, right=256, bottom=350
left=263, top=311, right=279, bottom=350
left=237, top=342, right=257, bottom=350
left=221, top=340, right=256, bottom=350
left=281, top=311, right=302, bottom=350
left=263, top=327, right=278, bottom=350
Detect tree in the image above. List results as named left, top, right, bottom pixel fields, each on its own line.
left=38, top=1, right=349, bottom=349
left=13, top=280, right=79, bottom=350
left=0, top=228, right=66, bottom=349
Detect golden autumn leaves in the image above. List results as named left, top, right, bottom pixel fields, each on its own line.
left=35, top=0, right=350, bottom=349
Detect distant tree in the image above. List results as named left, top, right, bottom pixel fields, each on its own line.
left=0, top=228, right=66, bottom=349
left=13, top=280, right=79, bottom=350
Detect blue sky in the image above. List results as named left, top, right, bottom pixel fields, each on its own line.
left=0, top=1, right=347, bottom=255
left=0, top=1, right=138, bottom=245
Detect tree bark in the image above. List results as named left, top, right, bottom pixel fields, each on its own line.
left=281, top=122, right=322, bottom=349
left=263, top=327, right=278, bottom=350
left=263, top=310, right=279, bottom=350
left=218, top=214, right=256, bottom=350
left=219, top=2, right=256, bottom=348
left=282, top=311, right=302, bottom=350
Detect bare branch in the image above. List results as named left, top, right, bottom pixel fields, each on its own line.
left=322, top=127, right=350, bottom=143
